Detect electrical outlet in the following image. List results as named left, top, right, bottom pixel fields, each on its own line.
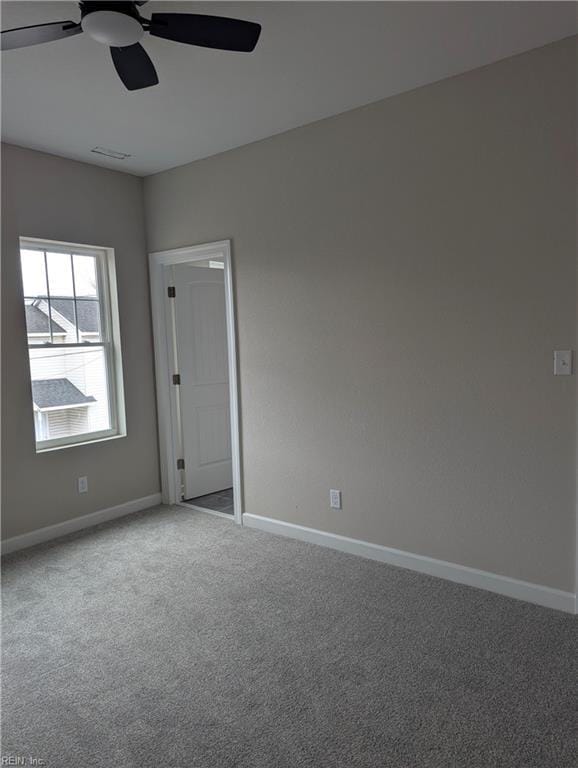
left=330, top=489, right=342, bottom=509
left=78, top=476, right=88, bottom=494
left=554, top=350, right=572, bottom=376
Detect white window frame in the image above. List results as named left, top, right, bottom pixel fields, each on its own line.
left=20, top=237, right=126, bottom=452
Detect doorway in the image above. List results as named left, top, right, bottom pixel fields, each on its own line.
left=149, top=241, right=242, bottom=524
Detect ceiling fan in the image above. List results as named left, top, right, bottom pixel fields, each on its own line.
left=0, top=1, right=262, bottom=91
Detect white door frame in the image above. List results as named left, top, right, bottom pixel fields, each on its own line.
left=149, top=240, right=242, bottom=524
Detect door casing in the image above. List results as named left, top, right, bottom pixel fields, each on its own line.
left=148, top=240, right=242, bottom=524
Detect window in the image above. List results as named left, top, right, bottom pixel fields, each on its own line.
left=19, top=238, right=125, bottom=451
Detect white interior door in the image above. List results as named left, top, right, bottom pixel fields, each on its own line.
left=172, top=263, right=232, bottom=499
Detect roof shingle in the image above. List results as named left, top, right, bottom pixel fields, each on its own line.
left=50, top=298, right=100, bottom=333
left=25, top=304, right=66, bottom=335
left=31, top=379, right=96, bottom=409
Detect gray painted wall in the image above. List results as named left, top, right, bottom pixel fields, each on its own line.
left=1, top=145, right=160, bottom=539
left=144, top=38, right=577, bottom=592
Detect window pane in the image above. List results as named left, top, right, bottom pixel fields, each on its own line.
left=29, top=346, right=111, bottom=442
left=75, top=299, right=102, bottom=342
left=25, top=299, right=53, bottom=344
left=21, top=250, right=47, bottom=297
left=46, top=251, right=74, bottom=297
left=49, top=298, right=78, bottom=342
left=73, top=254, right=98, bottom=297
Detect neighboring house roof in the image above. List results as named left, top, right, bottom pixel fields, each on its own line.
left=32, top=379, right=96, bottom=409
left=50, top=298, right=100, bottom=333
left=25, top=304, right=66, bottom=335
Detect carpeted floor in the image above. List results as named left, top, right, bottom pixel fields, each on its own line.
left=2, top=505, right=577, bottom=768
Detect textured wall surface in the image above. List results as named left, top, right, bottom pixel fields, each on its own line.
left=1, top=145, right=160, bottom=539
left=145, top=39, right=577, bottom=592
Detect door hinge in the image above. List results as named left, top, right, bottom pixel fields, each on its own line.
left=177, top=458, right=185, bottom=470
left=172, top=373, right=181, bottom=385
left=167, top=286, right=176, bottom=298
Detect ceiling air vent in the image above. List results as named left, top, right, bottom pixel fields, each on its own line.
left=90, top=146, right=131, bottom=160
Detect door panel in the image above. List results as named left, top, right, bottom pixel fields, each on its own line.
left=197, top=405, right=231, bottom=466
left=173, top=263, right=232, bottom=499
left=189, top=283, right=228, bottom=385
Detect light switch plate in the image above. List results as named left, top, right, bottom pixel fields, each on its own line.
left=554, top=350, right=572, bottom=376
left=330, top=489, right=342, bottom=509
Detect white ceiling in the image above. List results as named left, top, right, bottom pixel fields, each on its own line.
left=1, top=1, right=576, bottom=176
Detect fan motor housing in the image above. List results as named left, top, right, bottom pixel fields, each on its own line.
left=80, top=1, right=144, bottom=47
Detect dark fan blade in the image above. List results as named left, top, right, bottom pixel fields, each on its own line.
left=148, top=13, right=261, bottom=52
left=110, top=44, right=158, bottom=91
left=1, top=20, right=81, bottom=51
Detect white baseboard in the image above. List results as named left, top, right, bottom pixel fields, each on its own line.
left=1, top=493, right=162, bottom=555
left=243, top=513, right=576, bottom=614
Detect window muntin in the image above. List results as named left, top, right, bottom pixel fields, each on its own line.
left=20, top=240, right=123, bottom=450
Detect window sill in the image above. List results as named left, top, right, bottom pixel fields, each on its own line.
left=35, top=431, right=127, bottom=454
